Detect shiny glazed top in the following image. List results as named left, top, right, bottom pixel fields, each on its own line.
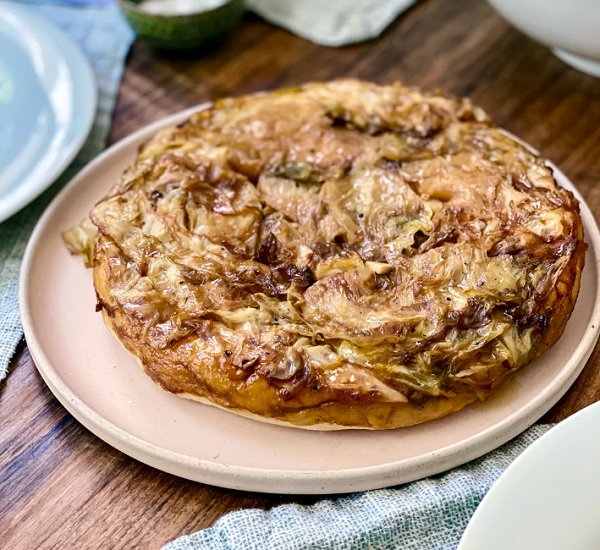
left=65, top=80, right=585, bottom=428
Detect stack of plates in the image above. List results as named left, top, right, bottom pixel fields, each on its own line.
left=0, top=3, right=96, bottom=222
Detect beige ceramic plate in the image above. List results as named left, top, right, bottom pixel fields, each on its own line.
left=20, top=107, right=600, bottom=494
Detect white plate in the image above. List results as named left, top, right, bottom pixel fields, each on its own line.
left=20, top=107, right=600, bottom=494
left=0, top=3, right=96, bottom=222
left=459, top=400, right=600, bottom=550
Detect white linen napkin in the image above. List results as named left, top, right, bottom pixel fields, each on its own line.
left=246, top=0, right=418, bottom=46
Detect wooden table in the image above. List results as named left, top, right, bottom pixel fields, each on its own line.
left=3, top=0, right=600, bottom=547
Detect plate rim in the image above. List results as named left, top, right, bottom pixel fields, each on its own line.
left=0, top=2, right=97, bottom=222
left=458, top=400, right=600, bottom=549
left=19, top=105, right=600, bottom=494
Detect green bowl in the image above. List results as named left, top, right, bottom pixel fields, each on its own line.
left=118, top=0, right=245, bottom=51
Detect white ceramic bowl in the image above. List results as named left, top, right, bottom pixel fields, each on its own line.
left=487, top=0, right=600, bottom=77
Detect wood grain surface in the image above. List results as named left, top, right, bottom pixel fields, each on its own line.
left=2, top=0, right=600, bottom=548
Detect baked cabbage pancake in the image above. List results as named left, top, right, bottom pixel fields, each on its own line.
left=64, top=80, right=586, bottom=430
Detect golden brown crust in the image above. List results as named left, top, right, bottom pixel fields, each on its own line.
left=536, top=206, right=586, bottom=355
left=68, top=80, right=586, bottom=429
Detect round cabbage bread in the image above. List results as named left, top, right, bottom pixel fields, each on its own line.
left=64, top=80, right=586, bottom=430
